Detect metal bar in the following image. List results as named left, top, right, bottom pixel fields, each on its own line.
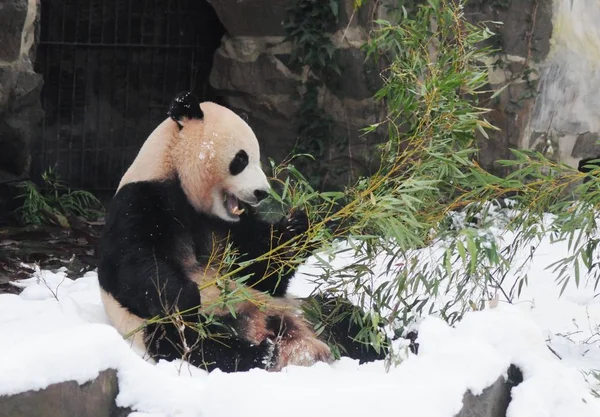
left=106, top=0, right=119, bottom=190
left=38, top=41, right=200, bottom=48
left=130, top=0, right=148, bottom=175
left=93, top=0, right=106, bottom=189
left=80, top=0, right=94, bottom=188
left=175, top=0, right=185, bottom=93
left=119, top=0, right=134, bottom=177
left=145, top=0, right=157, bottom=132
left=54, top=0, right=68, bottom=180
left=36, top=0, right=221, bottom=193
left=159, top=0, right=172, bottom=123
left=39, top=0, right=50, bottom=180
left=67, top=0, right=82, bottom=185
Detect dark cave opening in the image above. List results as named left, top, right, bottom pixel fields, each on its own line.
left=32, top=0, right=225, bottom=196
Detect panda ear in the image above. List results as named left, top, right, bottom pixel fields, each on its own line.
left=168, top=91, right=204, bottom=129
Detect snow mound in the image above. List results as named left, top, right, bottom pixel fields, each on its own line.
left=0, top=265, right=598, bottom=417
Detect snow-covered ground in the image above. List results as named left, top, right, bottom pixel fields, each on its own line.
left=1, top=205, right=599, bottom=417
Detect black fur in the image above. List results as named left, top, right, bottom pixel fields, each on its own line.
left=98, top=179, right=307, bottom=371
left=305, top=294, right=389, bottom=364
left=168, top=92, right=204, bottom=128
left=229, top=150, right=249, bottom=176
left=228, top=207, right=311, bottom=297
left=578, top=156, right=600, bottom=184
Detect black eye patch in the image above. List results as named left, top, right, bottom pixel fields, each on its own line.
left=229, top=150, right=249, bottom=175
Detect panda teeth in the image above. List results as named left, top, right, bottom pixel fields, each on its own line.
left=225, top=192, right=245, bottom=216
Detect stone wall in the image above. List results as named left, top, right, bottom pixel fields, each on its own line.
left=0, top=0, right=43, bottom=182
left=208, top=0, right=600, bottom=182
left=523, top=0, right=600, bottom=169
left=459, top=0, right=553, bottom=175
left=2, top=0, right=593, bottom=190
left=207, top=0, right=386, bottom=189
left=465, top=0, right=600, bottom=174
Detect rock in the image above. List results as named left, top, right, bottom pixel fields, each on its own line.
left=211, top=46, right=301, bottom=97
left=338, top=0, right=383, bottom=29
left=0, top=0, right=29, bottom=62
left=207, top=0, right=295, bottom=37
left=324, top=47, right=382, bottom=100
left=455, top=376, right=511, bottom=417
left=0, top=65, right=17, bottom=110
left=460, top=0, right=554, bottom=175
left=0, top=0, right=43, bottom=189
left=0, top=66, right=44, bottom=177
left=571, top=132, right=600, bottom=159
left=464, top=0, right=553, bottom=62
left=476, top=80, right=533, bottom=176
left=0, top=369, right=126, bottom=417
left=209, top=1, right=385, bottom=189
left=223, top=93, right=301, bottom=164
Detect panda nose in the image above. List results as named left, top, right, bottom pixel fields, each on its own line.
left=254, top=189, right=268, bottom=202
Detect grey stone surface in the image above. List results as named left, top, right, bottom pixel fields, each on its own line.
left=456, top=376, right=511, bottom=417
left=0, top=369, right=126, bottom=417
left=207, top=0, right=294, bottom=37
left=208, top=0, right=561, bottom=183
left=325, top=47, right=382, bottom=100
left=0, top=66, right=43, bottom=177
left=465, top=0, right=553, bottom=62
left=0, top=0, right=43, bottom=181
left=461, top=0, right=555, bottom=175
left=0, top=0, right=29, bottom=62
left=571, top=132, right=600, bottom=159
left=209, top=1, right=385, bottom=189
left=211, top=51, right=302, bottom=96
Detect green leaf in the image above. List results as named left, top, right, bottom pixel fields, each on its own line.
left=330, top=0, right=339, bottom=17
left=467, top=236, right=478, bottom=273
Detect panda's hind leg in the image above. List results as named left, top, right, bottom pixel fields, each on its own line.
left=197, top=274, right=332, bottom=371
left=143, top=312, right=276, bottom=373
left=235, top=296, right=333, bottom=371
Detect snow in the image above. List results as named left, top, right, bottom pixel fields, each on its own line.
left=1, top=206, right=600, bottom=417
left=291, top=204, right=600, bottom=391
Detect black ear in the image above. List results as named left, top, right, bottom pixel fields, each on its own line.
left=168, top=91, right=203, bottom=129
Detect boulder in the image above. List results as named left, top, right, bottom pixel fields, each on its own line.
left=207, top=0, right=295, bottom=37
left=211, top=45, right=302, bottom=97
left=324, top=47, right=382, bottom=100
left=208, top=1, right=385, bottom=189
left=456, top=376, right=511, bottom=417
left=462, top=0, right=554, bottom=175
left=0, top=0, right=29, bottom=62
left=0, top=65, right=43, bottom=178
left=0, top=0, right=43, bottom=183
left=0, top=369, right=127, bottom=417
left=571, top=132, right=600, bottom=159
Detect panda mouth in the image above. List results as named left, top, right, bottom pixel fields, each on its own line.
left=224, top=192, right=246, bottom=217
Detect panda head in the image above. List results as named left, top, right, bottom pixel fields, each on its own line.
left=168, top=92, right=270, bottom=222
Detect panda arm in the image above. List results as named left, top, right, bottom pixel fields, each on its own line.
left=98, top=181, right=204, bottom=320
left=230, top=209, right=312, bottom=297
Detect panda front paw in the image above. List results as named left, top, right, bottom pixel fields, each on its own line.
left=283, top=209, right=309, bottom=238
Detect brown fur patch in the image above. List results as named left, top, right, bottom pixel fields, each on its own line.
left=190, top=259, right=332, bottom=369
left=100, top=289, right=149, bottom=355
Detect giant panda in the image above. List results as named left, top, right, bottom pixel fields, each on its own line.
left=98, top=91, right=333, bottom=372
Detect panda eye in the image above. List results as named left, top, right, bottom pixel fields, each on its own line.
left=229, top=150, right=249, bottom=176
